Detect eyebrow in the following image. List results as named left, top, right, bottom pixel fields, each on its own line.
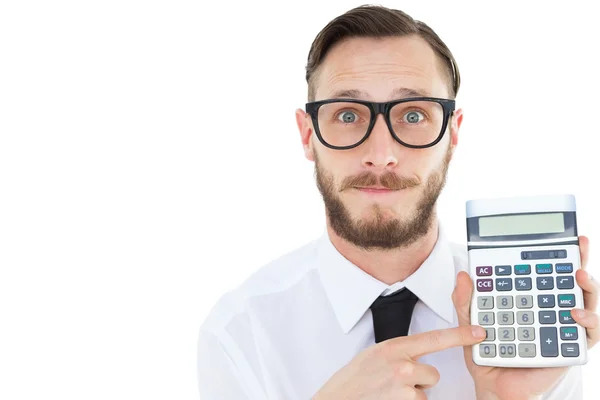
left=329, top=87, right=430, bottom=99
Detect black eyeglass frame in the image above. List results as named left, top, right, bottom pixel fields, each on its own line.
left=305, top=97, right=456, bottom=150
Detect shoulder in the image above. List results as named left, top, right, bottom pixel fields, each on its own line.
left=199, top=235, right=322, bottom=335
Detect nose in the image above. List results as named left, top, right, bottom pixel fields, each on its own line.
left=361, top=113, right=399, bottom=169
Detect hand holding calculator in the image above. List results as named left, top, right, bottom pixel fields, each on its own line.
left=466, top=194, right=588, bottom=367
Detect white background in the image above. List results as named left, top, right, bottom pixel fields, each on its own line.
left=1, top=0, right=599, bottom=399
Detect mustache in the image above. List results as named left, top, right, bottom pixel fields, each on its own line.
left=341, top=171, right=420, bottom=191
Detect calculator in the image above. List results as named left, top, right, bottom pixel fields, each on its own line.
left=466, top=194, right=587, bottom=367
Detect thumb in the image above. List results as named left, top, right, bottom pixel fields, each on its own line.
left=452, top=271, right=474, bottom=328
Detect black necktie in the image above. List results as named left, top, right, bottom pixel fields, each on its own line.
left=370, top=288, right=419, bottom=343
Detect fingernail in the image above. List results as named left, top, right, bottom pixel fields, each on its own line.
left=573, top=309, right=586, bottom=318
left=472, top=326, right=486, bottom=338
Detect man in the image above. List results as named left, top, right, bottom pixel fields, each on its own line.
left=198, top=5, right=599, bottom=399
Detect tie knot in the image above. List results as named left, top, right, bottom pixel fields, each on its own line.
left=370, top=287, right=418, bottom=309
left=370, top=288, right=419, bottom=343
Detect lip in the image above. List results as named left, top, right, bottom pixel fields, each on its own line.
left=355, top=187, right=398, bottom=193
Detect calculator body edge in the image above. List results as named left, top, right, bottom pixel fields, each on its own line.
left=466, top=194, right=588, bottom=368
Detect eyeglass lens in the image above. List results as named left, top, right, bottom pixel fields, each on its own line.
left=316, top=100, right=444, bottom=147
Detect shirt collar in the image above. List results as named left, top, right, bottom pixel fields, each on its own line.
left=317, top=221, right=456, bottom=334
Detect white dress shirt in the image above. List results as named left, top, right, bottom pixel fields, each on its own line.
left=198, top=222, right=582, bottom=399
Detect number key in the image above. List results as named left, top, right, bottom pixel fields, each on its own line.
left=480, top=344, right=496, bottom=358
left=498, top=327, right=515, bottom=341
left=496, top=295, right=513, bottom=309
left=518, top=327, right=535, bottom=341
left=479, top=312, right=494, bottom=325
left=477, top=296, right=494, bottom=309
left=498, top=311, right=514, bottom=325
left=516, top=295, right=533, bottom=309
left=517, top=311, right=534, bottom=325
left=499, top=344, right=516, bottom=358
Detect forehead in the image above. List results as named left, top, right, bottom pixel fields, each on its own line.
left=315, top=35, right=449, bottom=101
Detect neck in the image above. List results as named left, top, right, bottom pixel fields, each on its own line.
left=326, top=215, right=439, bottom=285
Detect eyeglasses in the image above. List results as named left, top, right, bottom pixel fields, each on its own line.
left=305, top=97, right=455, bottom=150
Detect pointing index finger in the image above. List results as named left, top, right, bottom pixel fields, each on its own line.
left=400, top=325, right=486, bottom=360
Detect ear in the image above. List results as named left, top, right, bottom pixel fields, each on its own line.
left=450, top=108, right=463, bottom=148
left=295, top=108, right=315, bottom=161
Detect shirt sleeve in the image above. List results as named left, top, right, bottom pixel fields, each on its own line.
left=197, top=329, right=266, bottom=400
left=542, top=365, right=583, bottom=400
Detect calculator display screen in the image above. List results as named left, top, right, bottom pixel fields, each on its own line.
left=479, top=212, right=565, bottom=237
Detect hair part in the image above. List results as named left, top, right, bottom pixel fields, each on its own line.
left=305, top=5, right=460, bottom=102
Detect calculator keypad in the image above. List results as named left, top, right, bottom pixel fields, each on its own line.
left=475, top=258, right=582, bottom=363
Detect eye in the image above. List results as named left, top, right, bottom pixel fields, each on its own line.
left=337, top=111, right=358, bottom=123
left=403, top=110, right=425, bottom=124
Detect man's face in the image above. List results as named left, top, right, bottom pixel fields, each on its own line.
left=296, top=35, right=463, bottom=251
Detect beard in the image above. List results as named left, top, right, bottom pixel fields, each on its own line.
left=314, top=143, right=452, bottom=251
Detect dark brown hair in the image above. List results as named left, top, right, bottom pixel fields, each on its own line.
left=305, top=5, right=460, bottom=101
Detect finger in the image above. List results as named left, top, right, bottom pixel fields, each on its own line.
left=451, top=271, right=478, bottom=363
left=411, top=362, right=440, bottom=390
left=452, top=271, right=474, bottom=327
left=579, top=236, right=589, bottom=270
left=576, top=269, right=599, bottom=312
left=398, top=325, right=486, bottom=360
left=571, top=309, right=600, bottom=348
